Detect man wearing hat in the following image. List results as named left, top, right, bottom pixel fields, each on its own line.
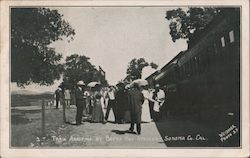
left=75, top=81, right=87, bottom=125
left=55, top=88, right=60, bottom=109
left=152, top=84, right=165, bottom=121
left=128, top=83, right=144, bottom=135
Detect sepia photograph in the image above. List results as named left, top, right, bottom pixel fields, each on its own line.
left=0, top=0, right=249, bottom=157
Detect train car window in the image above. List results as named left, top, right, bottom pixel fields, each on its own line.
left=206, top=47, right=210, bottom=65
left=199, top=55, right=203, bottom=74
left=173, top=71, right=175, bottom=82
left=170, top=73, right=172, bottom=82
left=187, top=61, right=191, bottom=77
left=169, top=71, right=171, bottom=82
left=192, top=59, right=194, bottom=75
left=179, top=66, right=183, bottom=80
left=185, top=63, right=188, bottom=78
left=182, top=66, right=185, bottom=80
left=191, top=58, right=194, bottom=75
left=172, top=70, right=175, bottom=82
left=175, top=67, right=179, bottom=80
left=194, top=56, right=198, bottom=75
left=234, top=27, right=240, bottom=42
left=193, top=58, right=196, bottom=75
left=200, top=52, right=205, bottom=71
left=173, top=68, right=177, bottom=81
left=183, top=64, right=186, bottom=78
left=188, top=65, right=191, bottom=77
left=204, top=52, right=208, bottom=71
left=167, top=72, right=170, bottom=82
left=176, top=67, right=181, bottom=80
left=216, top=39, right=223, bottom=59
left=221, top=36, right=226, bottom=47
left=204, top=54, right=207, bottom=72
left=229, top=30, right=235, bottom=43
left=214, top=43, right=218, bottom=55
left=208, top=45, right=214, bottom=64
left=198, top=54, right=202, bottom=73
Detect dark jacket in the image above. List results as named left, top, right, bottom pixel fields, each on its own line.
left=116, top=89, right=129, bottom=111
left=128, top=88, right=144, bottom=123
left=75, top=87, right=86, bottom=107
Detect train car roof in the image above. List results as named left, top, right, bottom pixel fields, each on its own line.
left=145, top=70, right=160, bottom=80
left=145, top=50, right=186, bottom=81
left=188, top=8, right=240, bottom=49
left=178, top=8, right=240, bottom=66
left=145, top=8, right=240, bottom=81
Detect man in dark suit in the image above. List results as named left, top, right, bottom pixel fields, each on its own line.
left=75, top=81, right=86, bottom=125
left=128, top=83, right=144, bottom=135
left=115, top=83, right=128, bottom=124
left=55, top=89, right=60, bottom=109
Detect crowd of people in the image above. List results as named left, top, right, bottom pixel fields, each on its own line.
left=54, top=81, right=166, bottom=135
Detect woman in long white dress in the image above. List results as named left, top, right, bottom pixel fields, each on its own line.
left=141, top=86, right=152, bottom=123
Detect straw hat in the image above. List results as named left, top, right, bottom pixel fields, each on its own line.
left=77, top=81, right=85, bottom=86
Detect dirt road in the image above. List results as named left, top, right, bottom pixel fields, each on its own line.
left=11, top=105, right=239, bottom=148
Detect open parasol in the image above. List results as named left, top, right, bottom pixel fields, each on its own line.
left=131, top=79, right=148, bottom=86
left=87, top=81, right=100, bottom=87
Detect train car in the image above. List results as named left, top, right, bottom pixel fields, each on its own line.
left=153, top=51, right=185, bottom=115
left=152, top=8, right=240, bottom=121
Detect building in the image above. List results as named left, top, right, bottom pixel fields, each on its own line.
left=98, top=66, right=107, bottom=85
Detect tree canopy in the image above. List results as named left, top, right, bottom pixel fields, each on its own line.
left=166, top=7, right=220, bottom=44
left=63, top=54, right=101, bottom=87
left=11, top=8, right=75, bottom=87
left=125, top=58, right=158, bottom=82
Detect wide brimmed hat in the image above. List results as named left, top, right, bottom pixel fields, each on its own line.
left=131, top=79, right=148, bottom=86
left=77, top=81, right=85, bottom=86
left=87, top=81, right=101, bottom=87
left=155, top=84, right=160, bottom=88
left=125, top=84, right=130, bottom=89
left=116, top=82, right=125, bottom=87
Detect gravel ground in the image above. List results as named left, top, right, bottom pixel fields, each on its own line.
left=11, top=104, right=239, bottom=148
left=11, top=105, right=165, bottom=148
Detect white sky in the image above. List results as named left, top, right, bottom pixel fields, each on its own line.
left=12, top=7, right=187, bottom=93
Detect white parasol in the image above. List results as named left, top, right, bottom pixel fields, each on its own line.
left=87, top=81, right=100, bottom=87
left=131, top=79, right=148, bottom=86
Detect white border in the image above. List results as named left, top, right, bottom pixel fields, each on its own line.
left=1, top=0, right=249, bottom=157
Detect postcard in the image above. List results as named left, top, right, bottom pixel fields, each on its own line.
left=0, top=0, right=249, bottom=157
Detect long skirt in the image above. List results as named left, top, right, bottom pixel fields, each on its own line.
left=130, top=109, right=142, bottom=123
left=141, top=100, right=151, bottom=122
left=123, top=110, right=131, bottom=123
left=91, top=101, right=104, bottom=122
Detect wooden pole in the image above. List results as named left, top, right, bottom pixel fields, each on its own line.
left=42, top=99, right=45, bottom=136
left=63, top=100, right=66, bottom=123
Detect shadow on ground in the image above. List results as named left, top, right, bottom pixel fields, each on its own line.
left=154, top=115, right=240, bottom=147
left=111, top=130, right=137, bottom=135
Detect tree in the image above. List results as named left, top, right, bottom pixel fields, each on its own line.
left=11, top=8, right=75, bottom=87
left=126, top=58, right=158, bottom=81
left=166, top=7, right=220, bottom=44
left=63, top=54, right=99, bottom=87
